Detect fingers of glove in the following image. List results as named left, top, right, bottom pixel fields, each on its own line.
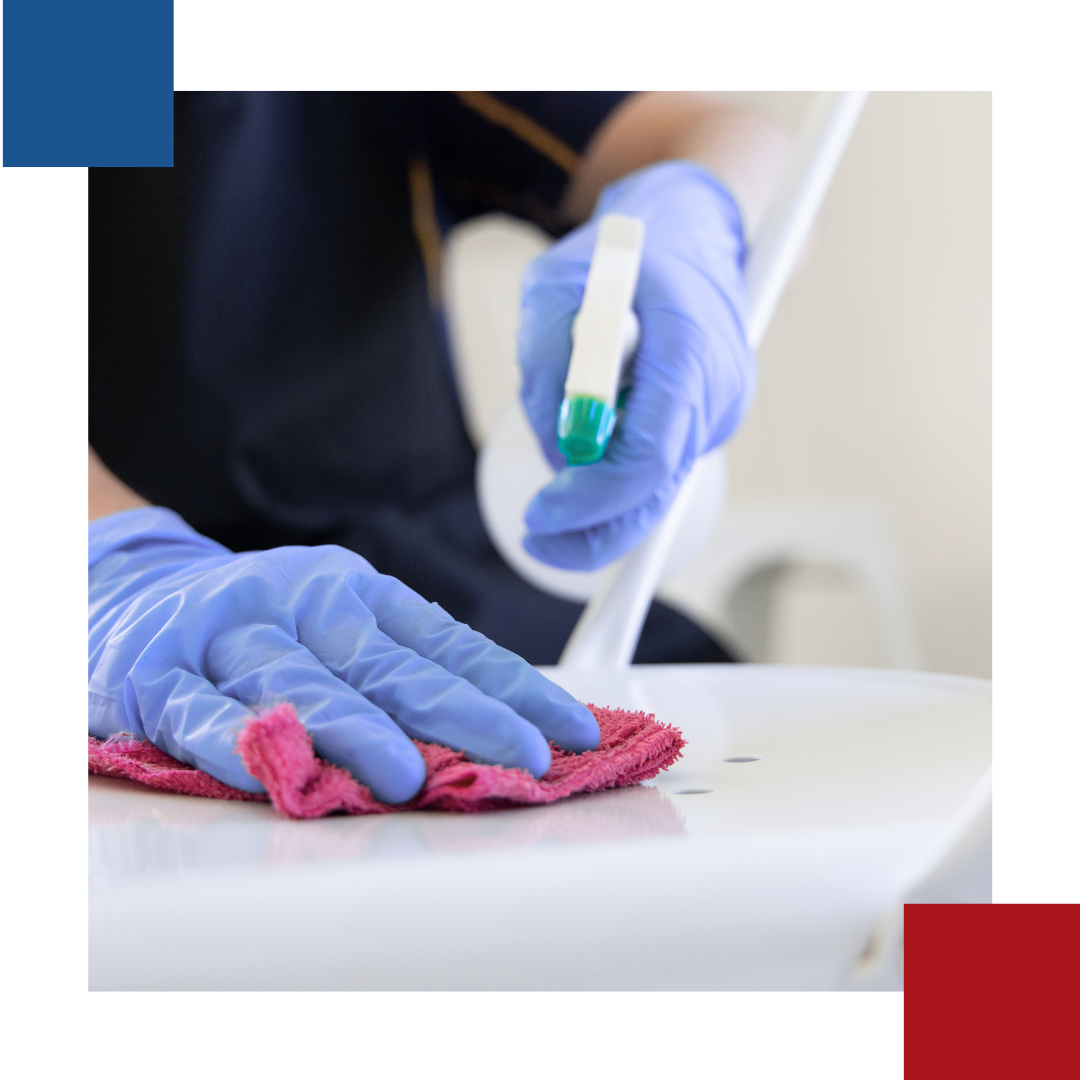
left=348, top=572, right=601, bottom=753
left=523, top=470, right=686, bottom=571
left=518, top=236, right=594, bottom=469
left=521, top=212, right=752, bottom=486
left=632, top=297, right=756, bottom=452
left=518, top=287, right=579, bottom=470
left=524, top=378, right=695, bottom=536
left=289, top=587, right=554, bottom=777
left=126, top=666, right=266, bottom=793
left=206, top=623, right=426, bottom=804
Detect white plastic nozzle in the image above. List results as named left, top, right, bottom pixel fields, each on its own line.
left=563, top=214, right=645, bottom=406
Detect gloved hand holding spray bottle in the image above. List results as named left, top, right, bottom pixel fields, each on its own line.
left=518, top=161, right=755, bottom=571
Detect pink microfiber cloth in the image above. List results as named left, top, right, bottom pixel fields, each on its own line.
left=88, top=703, right=686, bottom=820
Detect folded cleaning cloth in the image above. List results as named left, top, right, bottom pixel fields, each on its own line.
left=88, top=703, right=686, bottom=820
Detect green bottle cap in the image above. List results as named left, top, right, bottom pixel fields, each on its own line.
left=557, top=395, right=617, bottom=466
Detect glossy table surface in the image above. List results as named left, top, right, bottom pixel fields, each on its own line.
left=89, top=664, right=990, bottom=990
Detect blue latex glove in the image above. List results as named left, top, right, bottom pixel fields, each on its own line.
left=518, top=160, right=756, bottom=570
left=89, top=508, right=600, bottom=803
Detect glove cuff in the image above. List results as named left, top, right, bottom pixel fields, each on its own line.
left=596, top=159, right=745, bottom=241
left=89, top=507, right=228, bottom=570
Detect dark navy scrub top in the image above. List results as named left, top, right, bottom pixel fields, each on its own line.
left=89, top=92, right=736, bottom=666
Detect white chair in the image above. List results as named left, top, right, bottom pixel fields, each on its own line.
left=90, top=664, right=989, bottom=989
left=663, top=500, right=923, bottom=668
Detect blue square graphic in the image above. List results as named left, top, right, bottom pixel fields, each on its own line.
left=3, top=0, right=173, bottom=166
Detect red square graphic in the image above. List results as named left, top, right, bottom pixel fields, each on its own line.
left=905, top=904, right=1080, bottom=1077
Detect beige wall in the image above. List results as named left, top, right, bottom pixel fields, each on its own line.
left=445, top=92, right=991, bottom=678
left=717, top=92, right=991, bottom=677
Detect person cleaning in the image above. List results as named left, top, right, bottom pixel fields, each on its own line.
left=89, top=91, right=789, bottom=803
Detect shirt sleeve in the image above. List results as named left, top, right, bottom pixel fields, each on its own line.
left=378, top=91, right=633, bottom=236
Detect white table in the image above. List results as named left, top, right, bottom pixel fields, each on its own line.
left=89, top=664, right=990, bottom=989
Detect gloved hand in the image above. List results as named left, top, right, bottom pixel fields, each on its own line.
left=517, top=160, right=755, bottom=570
left=89, top=507, right=600, bottom=803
